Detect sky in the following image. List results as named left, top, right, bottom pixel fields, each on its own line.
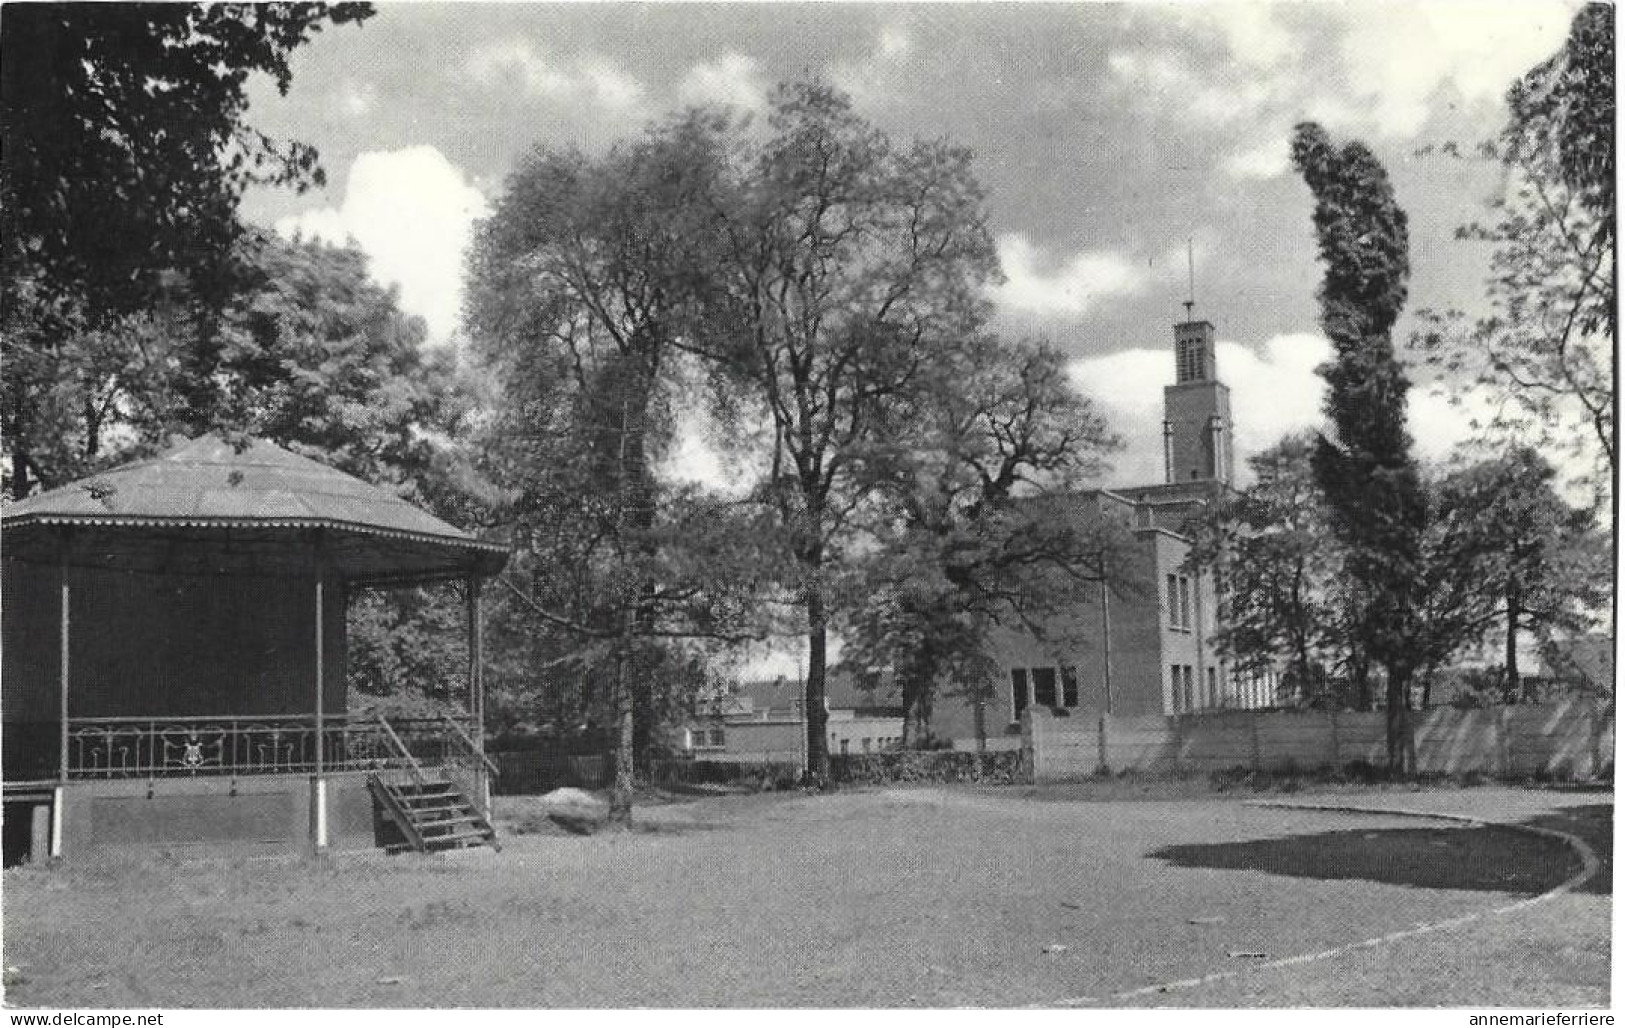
left=240, top=0, right=1585, bottom=490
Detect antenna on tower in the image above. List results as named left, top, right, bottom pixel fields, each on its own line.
left=1183, top=237, right=1196, bottom=320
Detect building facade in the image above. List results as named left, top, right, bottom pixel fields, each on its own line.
left=933, top=313, right=1273, bottom=751
left=681, top=673, right=905, bottom=763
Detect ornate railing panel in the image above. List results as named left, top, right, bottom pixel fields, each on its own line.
left=62, top=715, right=479, bottom=779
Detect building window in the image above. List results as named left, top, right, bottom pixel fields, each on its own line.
left=861, top=737, right=871, bottom=753
left=1032, top=667, right=1058, bottom=708
left=691, top=727, right=724, bottom=750
left=1207, top=667, right=1218, bottom=708
left=1168, top=575, right=1196, bottom=631
left=1177, top=339, right=1206, bottom=382
left=840, top=738, right=850, bottom=755
left=1061, top=666, right=1079, bottom=708
left=1011, top=666, right=1082, bottom=713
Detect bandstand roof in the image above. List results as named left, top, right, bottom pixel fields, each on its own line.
left=1, top=435, right=508, bottom=584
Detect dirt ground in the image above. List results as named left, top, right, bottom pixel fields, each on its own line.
left=1, top=784, right=1609, bottom=1008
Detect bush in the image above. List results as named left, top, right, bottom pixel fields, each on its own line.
left=643, top=759, right=802, bottom=791
left=828, top=749, right=1025, bottom=786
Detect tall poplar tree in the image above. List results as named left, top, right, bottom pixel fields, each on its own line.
left=1290, top=122, right=1427, bottom=771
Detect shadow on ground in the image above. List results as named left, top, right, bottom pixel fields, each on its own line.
left=1519, top=804, right=1612, bottom=896
left=1149, top=809, right=1607, bottom=895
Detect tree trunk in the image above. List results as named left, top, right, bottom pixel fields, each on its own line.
left=607, top=646, right=636, bottom=828
left=1505, top=579, right=1523, bottom=704
left=804, top=589, right=830, bottom=783
left=973, top=693, right=987, bottom=753
left=1351, top=655, right=1372, bottom=712
left=898, top=665, right=934, bottom=748
left=1291, top=638, right=1314, bottom=708
left=899, top=678, right=922, bottom=748
left=7, top=449, right=31, bottom=500
left=1385, top=667, right=1415, bottom=775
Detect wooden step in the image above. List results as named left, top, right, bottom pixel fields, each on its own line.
left=367, top=773, right=498, bottom=855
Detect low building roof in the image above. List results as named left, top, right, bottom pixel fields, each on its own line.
left=2, top=435, right=507, bottom=583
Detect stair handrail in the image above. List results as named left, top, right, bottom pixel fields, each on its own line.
left=374, top=714, right=430, bottom=791
left=439, top=713, right=499, bottom=778
left=366, top=774, right=429, bottom=853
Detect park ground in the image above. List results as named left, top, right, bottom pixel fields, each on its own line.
left=0, top=782, right=1610, bottom=1008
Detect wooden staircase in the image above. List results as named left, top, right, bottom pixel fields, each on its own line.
left=365, top=714, right=499, bottom=854
left=369, top=775, right=499, bottom=853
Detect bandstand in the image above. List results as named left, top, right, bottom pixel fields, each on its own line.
left=2, top=435, right=509, bottom=862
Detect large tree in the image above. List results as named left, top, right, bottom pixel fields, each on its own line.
left=3, top=233, right=460, bottom=498
left=703, top=83, right=1001, bottom=779
left=1290, top=122, right=1428, bottom=771
left=1426, top=449, right=1605, bottom=703
left=1, top=3, right=376, bottom=499
left=1412, top=4, right=1615, bottom=498
left=1192, top=433, right=1344, bottom=707
left=1, top=2, right=373, bottom=313
left=844, top=336, right=1125, bottom=745
left=465, top=117, right=774, bottom=821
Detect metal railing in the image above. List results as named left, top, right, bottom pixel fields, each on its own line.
left=57, top=714, right=478, bottom=780
left=436, top=713, right=497, bottom=816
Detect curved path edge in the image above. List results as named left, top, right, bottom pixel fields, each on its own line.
left=1044, top=797, right=1603, bottom=1007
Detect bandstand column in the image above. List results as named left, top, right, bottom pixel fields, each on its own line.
left=53, top=541, right=70, bottom=858
left=466, top=575, right=489, bottom=810
left=465, top=575, right=477, bottom=722
left=311, top=539, right=328, bottom=851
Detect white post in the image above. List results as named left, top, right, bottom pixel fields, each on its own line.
left=313, top=565, right=328, bottom=851
left=49, top=785, right=64, bottom=859
left=55, top=549, right=70, bottom=859
left=313, top=777, right=328, bottom=850
left=1100, top=574, right=1114, bottom=715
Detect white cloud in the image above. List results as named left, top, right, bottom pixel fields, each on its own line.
left=336, top=80, right=376, bottom=117
left=1068, top=346, right=1171, bottom=486
left=677, top=53, right=769, bottom=112
left=276, top=146, right=491, bottom=344
left=832, top=21, right=918, bottom=107
left=1106, top=50, right=1277, bottom=126
left=1222, top=134, right=1290, bottom=180
left=1174, top=3, right=1297, bottom=69
left=1333, top=1, right=1575, bottom=137
left=993, top=234, right=1148, bottom=318
left=466, top=41, right=645, bottom=113
left=1217, top=334, right=1330, bottom=470
left=1113, top=1, right=1574, bottom=148
left=878, top=25, right=912, bottom=59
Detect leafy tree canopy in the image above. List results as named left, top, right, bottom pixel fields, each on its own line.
left=1291, top=121, right=1427, bottom=767
left=844, top=335, right=1125, bottom=744
left=1, top=2, right=374, bottom=313
left=3, top=232, right=461, bottom=502
left=1412, top=4, right=1614, bottom=497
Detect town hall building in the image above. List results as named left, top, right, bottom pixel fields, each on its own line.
left=680, top=307, right=1283, bottom=762
left=930, top=308, right=1278, bottom=751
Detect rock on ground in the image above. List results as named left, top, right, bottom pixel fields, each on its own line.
left=540, top=788, right=611, bottom=835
